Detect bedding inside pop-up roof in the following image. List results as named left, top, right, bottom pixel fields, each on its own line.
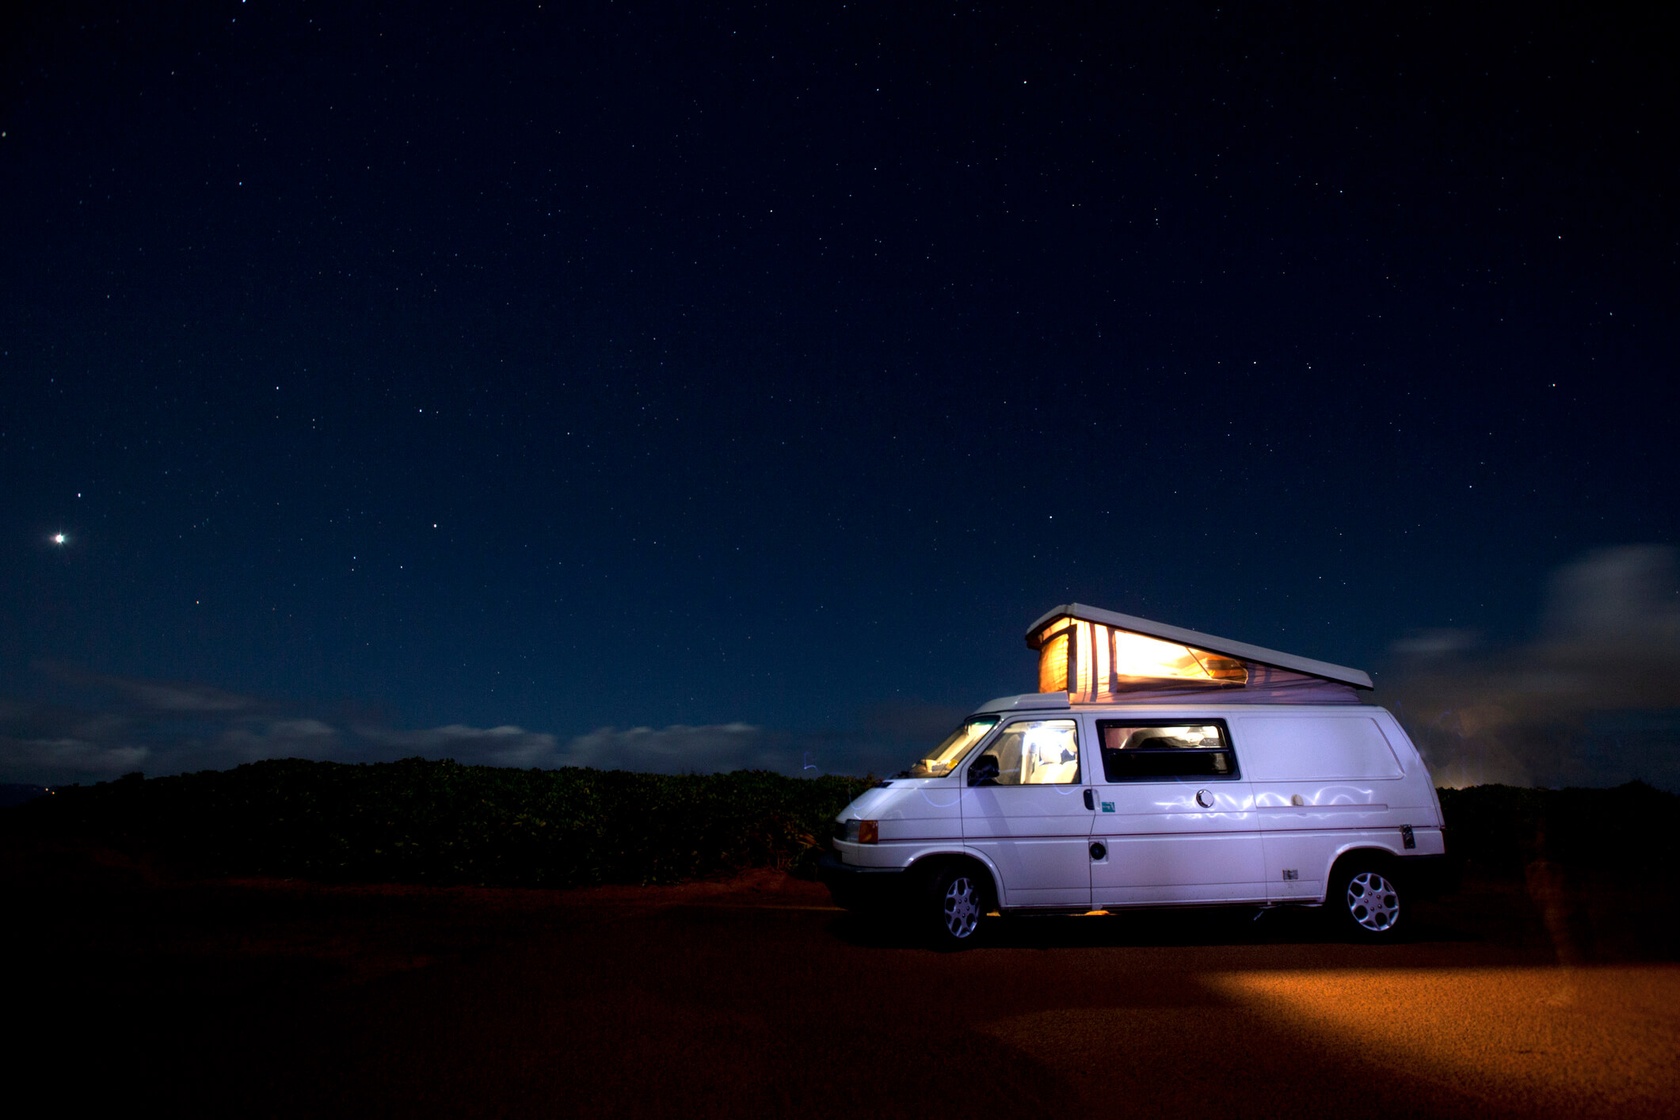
left=1026, top=604, right=1373, bottom=704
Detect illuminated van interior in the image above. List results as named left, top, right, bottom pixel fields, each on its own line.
left=1032, top=615, right=1248, bottom=698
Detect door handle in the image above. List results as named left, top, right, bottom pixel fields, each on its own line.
left=1083, top=788, right=1094, bottom=810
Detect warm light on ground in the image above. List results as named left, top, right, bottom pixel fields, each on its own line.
left=975, top=964, right=1680, bottom=1116
left=1207, top=967, right=1680, bottom=1113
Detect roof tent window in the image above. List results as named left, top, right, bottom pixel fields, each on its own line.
left=1032, top=616, right=1247, bottom=699
left=1037, top=625, right=1072, bottom=693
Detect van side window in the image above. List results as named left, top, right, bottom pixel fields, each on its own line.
left=1097, top=722, right=1238, bottom=781
left=971, top=719, right=1080, bottom=786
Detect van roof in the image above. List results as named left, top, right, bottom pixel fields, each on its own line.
left=975, top=692, right=1386, bottom=714
left=1027, top=603, right=1374, bottom=693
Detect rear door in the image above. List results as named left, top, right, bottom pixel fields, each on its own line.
left=960, top=717, right=1094, bottom=908
left=1086, top=718, right=1267, bottom=906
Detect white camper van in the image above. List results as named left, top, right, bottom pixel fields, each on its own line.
left=819, top=605, right=1450, bottom=946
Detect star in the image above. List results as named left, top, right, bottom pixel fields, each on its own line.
left=51, top=533, right=67, bottom=546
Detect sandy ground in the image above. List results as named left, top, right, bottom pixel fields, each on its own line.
left=7, top=844, right=1678, bottom=1119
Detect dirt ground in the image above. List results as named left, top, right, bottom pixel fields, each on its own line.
left=7, top=842, right=1679, bottom=1119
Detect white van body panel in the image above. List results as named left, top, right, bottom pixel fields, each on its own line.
left=961, top=782, right=1093, bottom=907
left=1235, top=711, right=1406, bottom=781
left=828, top=697, right=1446, bottom=917
left=1088, top=776, right=1265, bottom=905
left=1230, top=708, right=1443, bottom=901
left=835, top=780, right=961, bottom=870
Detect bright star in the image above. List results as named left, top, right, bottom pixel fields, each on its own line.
left=51, top=533, right=67, bottom=546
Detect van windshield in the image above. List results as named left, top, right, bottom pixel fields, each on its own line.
left=905, top=716, right=999, bottom=778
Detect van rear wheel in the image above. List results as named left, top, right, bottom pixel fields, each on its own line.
left=926, top=865, right=987, bottom=949
left=1332, top=860, right=1402, bottom=939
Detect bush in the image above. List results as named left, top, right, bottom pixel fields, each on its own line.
left=5, top=759, right=874, bottom=888
left=30, top=765, right=1670, bottom=891
left=1438, top=781, right=1680, bottom=880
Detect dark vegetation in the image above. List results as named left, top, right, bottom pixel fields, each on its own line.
left=4, top=760, right=1676, bottom=891
left=1438, top=781, right=1680, bottom=881
left=2, top=759, right=872, bottom=888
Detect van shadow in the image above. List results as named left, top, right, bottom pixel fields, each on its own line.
left=823, top=900, right=1485, bottom=953
left=827, top=903, right=1360, bottom=950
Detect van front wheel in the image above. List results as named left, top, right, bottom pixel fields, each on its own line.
left=1332, top=861, right=1402, bottom=939
left=926, top=866, right=987, bottom=948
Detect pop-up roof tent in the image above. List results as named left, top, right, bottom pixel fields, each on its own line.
left=1027, top=604, right=1373, bottom=705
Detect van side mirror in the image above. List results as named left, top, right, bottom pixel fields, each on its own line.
left=968, top=755, right=1000, bottom=786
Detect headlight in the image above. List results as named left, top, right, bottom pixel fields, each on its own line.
left=841, top=818, right=879, bottom=844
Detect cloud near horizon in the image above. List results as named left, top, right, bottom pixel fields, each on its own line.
left=1382, top=545, right=1680, bottom=790
left=10, top=544, right=1673, bottom=791
left=347, top=721, right=809, bottom=773
left=0, top=672, right=871, bottom=784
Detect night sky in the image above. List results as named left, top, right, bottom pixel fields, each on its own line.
left=4, top=2, right=1676, bottom=788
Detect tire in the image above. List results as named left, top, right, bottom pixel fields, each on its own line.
left=925, top=864, right=989, bottom=949
left=1331, top=858, right=1403, bottom=940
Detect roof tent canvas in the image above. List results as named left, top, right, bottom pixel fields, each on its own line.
left=1026, top=603, right=1373, bottom=705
